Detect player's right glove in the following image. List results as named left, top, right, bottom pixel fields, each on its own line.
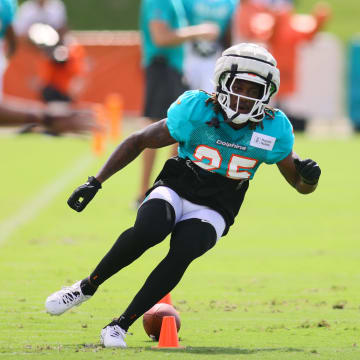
left=67, top=176, right=102, bottom=212
left=294, top=158, right=321, bottom=185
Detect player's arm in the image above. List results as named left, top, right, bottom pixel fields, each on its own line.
left=276, top=151, right=321, bottom=194
left=96, top=119, right=176, bottom=183
left=67, top=119, right=177, bottom=212
left=150, top=20, right=219, bottom=47
left=0, top=102, right=93, bottom=134
left=0, top=103, right=42, bottom=126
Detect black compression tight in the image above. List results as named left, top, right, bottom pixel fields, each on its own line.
left=81, top=198, right=217, bottom=331
left=87, top=199, right=175, bottom=287
left=118, top=217, right=217, bottom=331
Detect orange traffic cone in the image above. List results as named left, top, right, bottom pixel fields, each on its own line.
left=153, top=316, right=184, bottom=349
left=157, top=293, right=172, bottom=306
left=92, top=104, right=106, bottom=156
left=105, top=93, right=123, bottom=142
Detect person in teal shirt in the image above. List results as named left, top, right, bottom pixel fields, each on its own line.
left=183, top=0, right=238, bottom=93
left=0, top=0, right=17, bottom=100
left=0, top=0, right=16, bottom=39
left=45, top=43, right=321, bottom=348
left=137, top=0, right=219, bottom=205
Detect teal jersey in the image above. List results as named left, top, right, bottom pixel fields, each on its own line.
left=139, top=0, right=187, bottom=73
left=167, top=90, right=294, bottom=180
left=0, top=0, right=16, bottom=38
left=182, top=0, right=238, bottom=37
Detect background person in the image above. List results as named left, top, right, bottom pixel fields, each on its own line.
left=0, top=0, right=17, bottom=101
left=232, top=0, right=331, bottom=131
left=16, top=23, right=88, bottom=134
left=0, top=98, right=94, bottom=134
left=45, top=43, right=321, bottom=348
left=182, top=0, right=238, bottom=93
left=26, top=23, right=87, bottom=105
left=14, top=0, right=67, bottom=39
left=136, top=0, right=219, bottom=206
left=267, top=1, right=331, bottom=131
left=232, top=0, right=275, bottom=43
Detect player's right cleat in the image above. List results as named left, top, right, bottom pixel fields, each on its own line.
left=45, top=280, right=91, bottom=315
left=100, top=321, right=127, bottom=348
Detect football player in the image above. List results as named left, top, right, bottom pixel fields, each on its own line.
left=45, top=43, right=321, bottom=347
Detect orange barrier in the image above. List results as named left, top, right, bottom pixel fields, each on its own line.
left=4, top=31, right=144, bottom=116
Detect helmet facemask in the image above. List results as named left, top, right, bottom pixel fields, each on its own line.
left=217, top=72, right=273, bottom=125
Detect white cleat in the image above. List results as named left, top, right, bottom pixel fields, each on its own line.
left=100, top=322, right=127, bottom=348
left=45, top=280, right=91, bottom=315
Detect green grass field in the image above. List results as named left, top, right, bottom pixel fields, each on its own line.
left=0, top=130, right=359, bottom=359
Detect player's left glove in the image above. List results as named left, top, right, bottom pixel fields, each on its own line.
left=294, top=158, right=321, bottom=185
left=67, top=176, right=102, bottom=212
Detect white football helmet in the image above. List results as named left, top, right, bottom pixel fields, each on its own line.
left=214, top=43, right=280, bottom=124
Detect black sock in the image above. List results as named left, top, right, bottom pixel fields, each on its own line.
left=80, top=277, right=98, bottom=296
left=117, top=315, right=129, bottom=331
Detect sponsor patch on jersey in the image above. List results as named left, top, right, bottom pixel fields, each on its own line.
left=250, top=132, right=276, bottom=151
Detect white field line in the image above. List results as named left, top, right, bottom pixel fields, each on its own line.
left=0, top=153, right=93, bottom=245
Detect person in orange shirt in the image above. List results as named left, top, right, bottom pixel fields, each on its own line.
left=233, top=0, right=281, bottom=44
left=30, top=24, right=86, bottom=104
left=267, top=1, right=331, bottom=131
left=268, top=2, right=331, bottom=98
left=18, top=23, right=88, bottom=134
left=233, top=1, right=331, bottom=131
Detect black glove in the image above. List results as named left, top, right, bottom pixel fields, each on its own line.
left=294, top=158, right=321, bottom=185
left=67, top=176, right=102, bottom=212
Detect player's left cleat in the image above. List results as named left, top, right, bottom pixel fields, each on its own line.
left=45, top=280, right=91, bottom=315
left=100, top=321, right=127, bottom=348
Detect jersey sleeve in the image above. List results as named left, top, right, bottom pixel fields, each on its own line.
left=166, top=90, right=202, bottom=143
left=146, top=0, right=174, bottom=23
left=265, top=110, right=294, bottom=164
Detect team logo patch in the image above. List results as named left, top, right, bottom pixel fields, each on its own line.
left=216, top=140, right=247, bottom=151
left=250, top=132, right=276, bottom=151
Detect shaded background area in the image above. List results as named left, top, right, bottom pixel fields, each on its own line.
left=8, top=0, right=360, bottom=132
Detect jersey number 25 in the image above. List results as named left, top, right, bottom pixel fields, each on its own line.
left=193, top=145, right=258, bottom=179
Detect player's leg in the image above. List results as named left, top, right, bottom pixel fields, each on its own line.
left=136, top=58, right=188, bottom=204
left=101, top=207, right=225, bottom=347
left=45, top=191, right=181, bottom=316
left=136, top=57, right=164, bottom=204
